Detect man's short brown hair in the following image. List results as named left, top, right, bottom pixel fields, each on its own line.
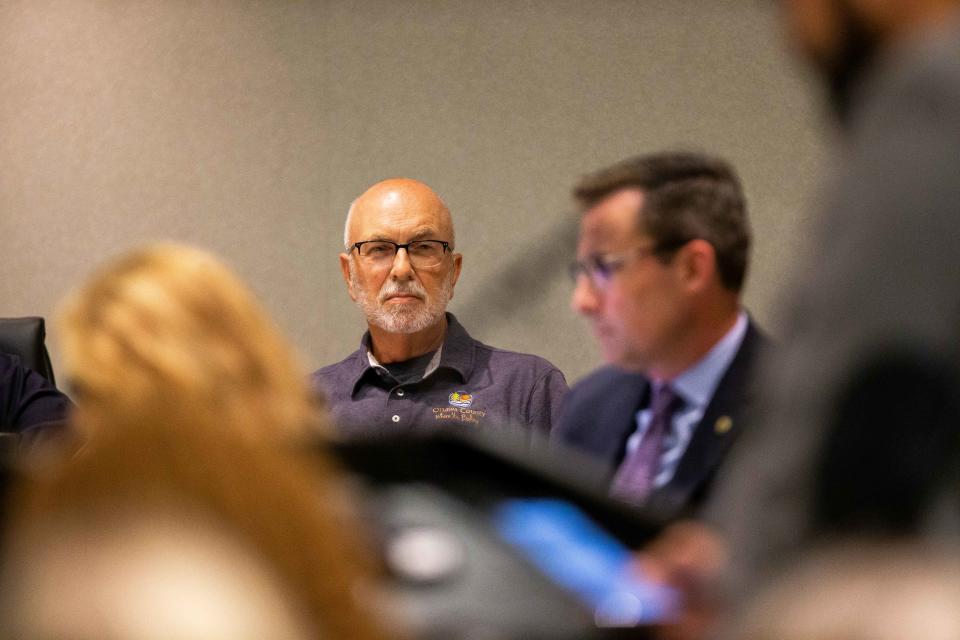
left=574, top=151, right=751, bottom=292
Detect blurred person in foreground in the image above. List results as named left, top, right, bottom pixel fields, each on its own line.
left=57, top=243, right=322, bottom=444
left=706, top=0, right=960, bottom=592
left=0, top=244, right=395, bottom=639
left=313, top=178, right=568, bottom=437
left=641, top=1, right=960, bottom=637
left=5, top=514, right=315, bottom=640
left=556, top=151, right=770, bottom=519
left=1, top=420, right=394, bottom=640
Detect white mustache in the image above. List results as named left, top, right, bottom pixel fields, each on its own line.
left=378, top=279, right=427, bottom=303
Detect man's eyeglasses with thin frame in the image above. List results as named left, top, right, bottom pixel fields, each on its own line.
left=568, top=244, right=662, bottom=289
left=351, top=239, right=451, bottom=269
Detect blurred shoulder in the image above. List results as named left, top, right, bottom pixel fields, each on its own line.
left=472, top=339, right=565, bottom=380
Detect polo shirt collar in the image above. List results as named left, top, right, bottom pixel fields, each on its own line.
left=348, top=312, right=475, bottom=396
left=434, top=313, right=475, bottom=380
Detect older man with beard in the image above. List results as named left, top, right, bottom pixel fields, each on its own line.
left=311, top=178, right=568, bottom=438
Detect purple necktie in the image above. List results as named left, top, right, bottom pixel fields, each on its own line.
left=609, top=383, right=681, bottom=506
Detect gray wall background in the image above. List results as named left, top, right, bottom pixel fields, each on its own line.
left=0, top=0, right=827, bottom=384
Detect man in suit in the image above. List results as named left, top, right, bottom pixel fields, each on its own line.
left=555, top=151, right=768, bottom=518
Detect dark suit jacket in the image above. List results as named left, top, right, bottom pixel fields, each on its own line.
left=554, top=322, right=770, bottom=519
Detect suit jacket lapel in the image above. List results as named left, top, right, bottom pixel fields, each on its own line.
left=594, top=375, right=649, bottom=470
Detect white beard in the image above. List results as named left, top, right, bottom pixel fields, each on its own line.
left=350, top=264, right=453, bottom=334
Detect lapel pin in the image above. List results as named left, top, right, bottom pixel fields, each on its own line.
left=714, top=416, right=733, bottom=434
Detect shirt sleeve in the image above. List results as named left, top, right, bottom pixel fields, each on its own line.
left=1, top=355, right=73, bottom=435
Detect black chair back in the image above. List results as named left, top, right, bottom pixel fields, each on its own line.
left=0, top=317, right=56, bottom=385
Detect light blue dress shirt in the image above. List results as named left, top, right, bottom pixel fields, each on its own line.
left=622, top=311, right=749, bottom=489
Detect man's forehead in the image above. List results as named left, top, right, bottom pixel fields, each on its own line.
left=348, top=183, right=453, bottom=241
left=352, top=207, right=448, bottom=240
left=579, top=188, right=646, bottom=244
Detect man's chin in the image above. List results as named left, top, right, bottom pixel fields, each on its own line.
left=369, top=307, right=443, bottom=335
left=599, top=343, right=647, bottom=373
left=379, top=303, right=422, bottom=323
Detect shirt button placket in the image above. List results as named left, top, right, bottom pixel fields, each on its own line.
left=389, top=386, right=406, bottom=426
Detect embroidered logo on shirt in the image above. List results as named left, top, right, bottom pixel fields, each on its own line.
left=448, top=391, right=474, bottom=408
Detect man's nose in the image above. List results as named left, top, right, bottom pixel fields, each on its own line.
left=389, top=247, right=415, bottom=279
left=570, top=275, right=600, bottom=316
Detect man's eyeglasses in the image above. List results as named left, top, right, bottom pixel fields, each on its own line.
left=351, top=240, right=451, bottom=269
left=568, top=245, right=660, bottom=288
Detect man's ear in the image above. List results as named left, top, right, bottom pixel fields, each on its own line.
left=446, top=253, right=463, bottom=300
left=676, top=239, right=717, bottom=293
left=339, top=253, right=358, bottom=302
left=452, top=253, right=463, bottom=285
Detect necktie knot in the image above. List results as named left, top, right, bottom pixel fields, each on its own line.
left=609, top=382, right=683, bottom=505
left=651, top=383, right=681, bottom=417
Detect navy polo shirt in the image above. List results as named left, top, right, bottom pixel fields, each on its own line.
left=311, top=314, right=568, bottom=438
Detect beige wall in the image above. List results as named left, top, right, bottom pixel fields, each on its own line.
left=0, top=0, right=826, bottom=384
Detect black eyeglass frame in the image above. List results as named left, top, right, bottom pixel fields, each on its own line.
left=350, top=239, right=451, bottom=260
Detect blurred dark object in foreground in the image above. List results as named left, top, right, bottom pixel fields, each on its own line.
left=0, top=428, right=675, bottom=640
left=329, top=429, right=672, bottom=640
left=815, top=348, right=960, bottom=534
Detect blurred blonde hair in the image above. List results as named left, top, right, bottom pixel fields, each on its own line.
left=2, top=412, right=396, bottom=640
left=58, top=243, right=321, bottom=442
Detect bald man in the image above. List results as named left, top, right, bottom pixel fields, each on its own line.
left=311, top=178, right=568, bottom=438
